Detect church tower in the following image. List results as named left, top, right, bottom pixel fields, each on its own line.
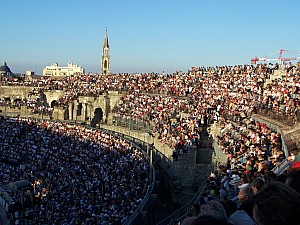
left=101, top=28, right=110, bottom=74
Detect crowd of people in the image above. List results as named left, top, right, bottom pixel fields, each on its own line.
left=0, top=60, right=300, bottom=224
left=110, top=62, right=300, bottom=158
left=179, top=163, right=300, bottom=225
left=0, top=117, right=150, bottom=224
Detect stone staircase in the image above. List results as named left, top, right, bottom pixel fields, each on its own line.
left=169, top=131, right=214, bottom=205
left=196, top=147, right=214, bottom=164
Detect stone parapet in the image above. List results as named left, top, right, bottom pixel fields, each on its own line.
left=172, top=146, right=211, bottom=187
left=0, top=86, right=33, bottom=100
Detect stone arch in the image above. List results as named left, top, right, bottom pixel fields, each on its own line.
left=51, top=100, right=59, bottom=108
left=91, top=107, right=103, bottom=128
left=4, top=96, right=10, bottom=102
left=13, top=98, right=22, bottom=109
left=13, top=98, right=22, bottom=103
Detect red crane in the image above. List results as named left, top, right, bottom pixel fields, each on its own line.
left=251, top=49, right=300, bottom=65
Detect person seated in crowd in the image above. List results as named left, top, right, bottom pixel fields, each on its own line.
left=237, top=186, right=253, bottom=219
left=252, top=181, right=300, bottom=225
left=251, top=177, right=265, bottom=194
left=222, top=200, right=255, bottom=225
left=198, top=200, right=228, bottom=222
left=285, top=167, right=300, bottom=194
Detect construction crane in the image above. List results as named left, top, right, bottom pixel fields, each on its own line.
left=251, top=49, right=300, bottom=65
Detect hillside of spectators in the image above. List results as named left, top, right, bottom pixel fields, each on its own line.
left=1, top=60, right=300, bottom=224
left=0, top=117, right=150, bottom=224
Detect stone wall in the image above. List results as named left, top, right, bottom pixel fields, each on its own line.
left=0, top=86, right=123, bottom=125
left=0, top=86, right=33, bottom=100
left=44, top=91, right=65, bottom=106
left=172, top=147, right=211, bottom=187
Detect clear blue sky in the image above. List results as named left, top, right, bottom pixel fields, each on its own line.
left=1, top=0, right=300, bottom=74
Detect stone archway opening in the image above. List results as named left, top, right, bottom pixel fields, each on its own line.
left=76, top=103, right=83, bottom=116
left=4, top=97, right=10, bottom=103
left=51, top=100, right=59, bottom=108
left=13, top=98, right=22, bottom=109
left=91, top=107, right=103, bottom=128
left=13, top=98, right=22, bottom=103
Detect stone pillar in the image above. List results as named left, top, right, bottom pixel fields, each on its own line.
left=55, top=106, right=65, bottom=121
left=21, top=106, right=28, bottom=117
left=53, top=108, right=59, bottom=120
left=104, top=95, right=110, bottom=123
left=73, top=103, right=78, bottom=122
left=82, top=103, right=87, bottom=121
left=87, top=103, right=93, bottom=122
left=69, top=102, right=73, bottom=120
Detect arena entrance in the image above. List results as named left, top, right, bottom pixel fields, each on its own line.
left=13, top=97, right=22, bottom=103
left=51, top=100, right=59, bottom=108
left=13, top=97, right=22, bottom=109
left=90, top=107, right=103, bottom=128
left=4, top=96, right=10, bottom=103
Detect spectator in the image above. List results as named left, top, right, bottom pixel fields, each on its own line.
left=222, top=198, right=255, bottom=225
left=227, top=210, right=255, bottom=225
left=221, top=200, right=237, bottom=218
left=237, top=186, right=253, bottom=219
left=252, top=181, right=300, bottom=225
left=250, top=177, right=265, bottom=194
left=285, top=168, right=300, bottom=194
left=199, top=200, right=227, bottom=221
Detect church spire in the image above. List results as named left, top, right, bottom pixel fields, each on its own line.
left=101, top=27, right=110, bottom=74
left=103, top=27, right=109, bottom=48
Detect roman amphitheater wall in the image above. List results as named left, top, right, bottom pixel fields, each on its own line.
left=0, top=86, right=33, bottom=101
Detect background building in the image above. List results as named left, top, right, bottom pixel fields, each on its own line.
left=0, top=62, right=13, bottom=77
left=101, top=29, right=110, bottom=74
left=26, top=71, right=34, bottom=76
left=43, top=62, right=85, bottom=76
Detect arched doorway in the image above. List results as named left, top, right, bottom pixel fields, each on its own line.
left=4, top=97, right=10, bottom=103
left=13, top=98, right=22, bottom=103
left=91, top=107, right=103, bottom=128
left=13, top=98, right=22, bottom=109
left=51, top=100, right=59, bottom=108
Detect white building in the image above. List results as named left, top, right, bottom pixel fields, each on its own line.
left=43, top=63, right=85, bottom=76
left=26, top=71, right=34, bottom=76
